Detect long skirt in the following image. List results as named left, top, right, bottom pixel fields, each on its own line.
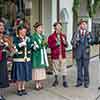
left=11, top=61, right=32, bottom=81
left=32, top=68, right=46, bottom=81
left=0, top=52, right=9, bottom=88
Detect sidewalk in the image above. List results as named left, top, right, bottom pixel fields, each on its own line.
left=6, top=57, right=100, bottom=100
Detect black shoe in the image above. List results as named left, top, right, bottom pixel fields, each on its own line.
left=84, top=84, right=89, bottom=88
left=52, top=75, right=59, bottom=87
left=1, top=96, right=6, bottom=100
left=16, top=90, right=23, bottom=96
left=22, top=90, right=27, bottom=95
left=75, top=84, right=82, bottom=87
left=63, top=81, right=68, bottom=88
left=0, top=96, right=6, bottom=100
left=52, top=81, right=59, bottom=87
left=98, top=86, right=100, bottom=90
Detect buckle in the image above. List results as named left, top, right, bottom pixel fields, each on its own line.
left=24, top=58, right=27, bottom=62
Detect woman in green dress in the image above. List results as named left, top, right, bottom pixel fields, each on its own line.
left=31, top=22, right=48, bottom=90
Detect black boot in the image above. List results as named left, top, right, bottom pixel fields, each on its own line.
left=62, top=75, right=68, bottom=88
left=52, top=75, right=59, bottom=87
left=98, top=86, right=100, bottom=90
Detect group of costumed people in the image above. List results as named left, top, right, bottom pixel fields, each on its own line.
left=0, top=18, right=97, bottom=100
left=0, top=18, right=68, bottom=100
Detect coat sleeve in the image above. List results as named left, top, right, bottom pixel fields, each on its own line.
left=26, top=37, right=33, bottom=49
left=13, top=37, right=20, bottom=50
left=48, top=35, right=57, bottom=49
left=87, top=32, right=95, bottom=45
left=62, top=34, right=68, bottom=48
left=32, top=35, right=43, bottom=51
left=71, top=32, right=78, bottom=48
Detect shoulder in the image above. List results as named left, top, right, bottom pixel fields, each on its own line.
left=49, top=32, right=55, bottom=39
left=13, top=36, right=19, bottom=42
left=61, top=32, right=66, bottom=37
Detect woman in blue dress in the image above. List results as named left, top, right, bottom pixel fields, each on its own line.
left=11, top=24, right=32, bottom=96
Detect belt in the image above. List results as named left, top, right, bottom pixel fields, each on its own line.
left=13, top=58, right=31, bottom=62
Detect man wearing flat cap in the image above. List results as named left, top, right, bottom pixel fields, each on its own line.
left=71, top=19, right=94, bottom=88
left=48, top=22, right=68, bottom=88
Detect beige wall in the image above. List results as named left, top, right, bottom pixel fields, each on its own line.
left=42, top=0, right=52, bottom=37
left=31, top=0, right=40, bottom=32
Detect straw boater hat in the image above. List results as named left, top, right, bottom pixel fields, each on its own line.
left=78, top=19, right=88, bottom=25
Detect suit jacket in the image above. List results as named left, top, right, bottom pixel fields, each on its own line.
left=71, top=30, right=93, bottom=60
left=48, top=31, right=67, bottom=60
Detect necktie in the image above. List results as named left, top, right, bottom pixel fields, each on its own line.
left=81, top=30, right=84, bottom=36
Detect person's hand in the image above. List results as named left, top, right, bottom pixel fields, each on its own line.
left=56, top=41, right=60, bottom=47
left=42, top=39, right=48, bottom=46
left=19, top=41, right=26, bottom=47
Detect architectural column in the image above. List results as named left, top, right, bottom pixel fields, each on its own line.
left=88, top=17, right=92, bottom=32
left=51, top=0, right=57, bottom=32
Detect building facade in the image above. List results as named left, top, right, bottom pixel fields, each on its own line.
left=0, top=0, right=100, bottom=51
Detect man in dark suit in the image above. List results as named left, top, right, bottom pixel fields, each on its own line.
left=71, top=19, right=93, bottom=88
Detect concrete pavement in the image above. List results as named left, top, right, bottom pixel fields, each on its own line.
left=6, top=56, right=100, bottom=100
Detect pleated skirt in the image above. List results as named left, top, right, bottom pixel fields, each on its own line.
left=11, top=61, right=32, bottom=81
left=32, top=68, right=46, bottom=81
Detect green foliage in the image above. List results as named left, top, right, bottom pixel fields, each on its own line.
left=73, top=0, right=80, bottom=17
left=73, top=0, right=100, bottom=18
left=93, top=0, right=100, bottom=15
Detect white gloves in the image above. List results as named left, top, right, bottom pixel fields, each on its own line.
left=33, top=41, right=39, bottom=50
left=4, top=42, right=9, bottom=47
left=18, top=41, right=26, bottom=47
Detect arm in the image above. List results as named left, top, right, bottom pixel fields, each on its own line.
left=48, top=36, right=58, bottom=49
left=87, top=32, right=95, bottom=45
left=71, top=32, right=79, bottom=48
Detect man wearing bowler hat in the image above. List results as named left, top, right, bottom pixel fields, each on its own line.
left=71, top=19, right=94, bottom=88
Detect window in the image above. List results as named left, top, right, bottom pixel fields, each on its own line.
left=60, top=8, right=69, bottom=33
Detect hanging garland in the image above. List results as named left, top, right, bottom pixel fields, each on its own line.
left=87, top=0, right=100, bottom=17
left=73, top=0, right=100, bottom=18
left=72, top=0, right=80, bottom=17
left=93, top=0, right=100, bottom=16
left=87, top=0, right=94, bottom=17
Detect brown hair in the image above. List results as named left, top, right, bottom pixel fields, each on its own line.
left=78, top=19, right=87, bottom=25
left=33, top=22, right=42, bottom=30
left=53, top=22, right=62, bottom=27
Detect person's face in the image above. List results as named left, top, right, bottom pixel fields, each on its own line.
left=80, top=22, right=87, bottom=30
left=19, top=28, right=27, bottom=38
left=55, top=24, right=62, bottom=33
left=36, top=25, right=44, bottom=34
left=0, top=22, right=5, bottom=34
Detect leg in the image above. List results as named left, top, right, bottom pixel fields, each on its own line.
left=76, top=59, right=83, bottom=86
left=21, top=81, right=27, bottom=95
left=60, top=59, right=68, bottom=88
left=16, top=81, right=23, bottom=96
left=0, top=88, right=6, bottom=100
left=52, top=60, right=59, bottom=87
left=34, top=80, right=40, bottom=91
left=83, top=59, right=90, bottom=88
